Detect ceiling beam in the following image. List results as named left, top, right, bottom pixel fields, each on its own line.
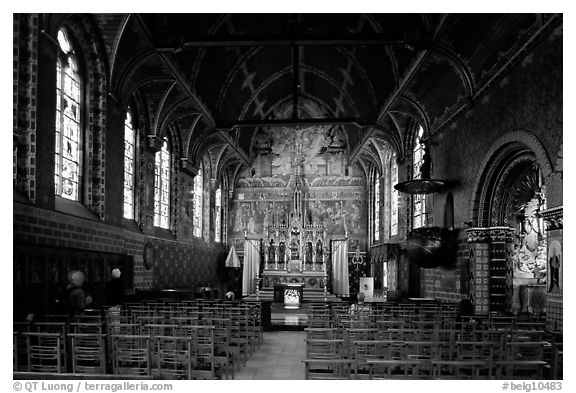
left=348, top=14, right=453, bottom=163
left=132, top=14, right=250, bottom=166
left=222, top=118, right=365, bottom=129
left=156, top=34, right=422, bottom=49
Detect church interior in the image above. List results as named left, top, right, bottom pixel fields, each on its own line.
left=13, top=13, right=563, bottom=380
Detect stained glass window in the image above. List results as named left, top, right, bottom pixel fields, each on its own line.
left=413, top=125, right=427, bottom=228
left=55, top=28, right=81, bottom=201
left=193, top=163, right=203, bottom=237
left=215, top=187, right=222, bottom=242
left=391, top=152, right=398, bottom=236
left=123, top=111, right=135, bottom=219
left=374, top=171, right=380, bottom=241
left=154, top=139, right=170, bottom=229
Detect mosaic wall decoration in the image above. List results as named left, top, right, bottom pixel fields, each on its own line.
left=466, top=228, right=491, bottom=315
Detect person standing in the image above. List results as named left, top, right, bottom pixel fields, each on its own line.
left=105, top=268, right=125, bottom=306
left=67, top=270, right=93, bottom=316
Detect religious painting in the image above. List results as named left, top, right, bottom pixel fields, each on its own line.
left=547, top=240, right=562, bottom=294
left=229, top=124, right=367, bottom=243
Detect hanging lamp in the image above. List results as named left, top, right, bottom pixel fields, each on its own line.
left=394, top=143, right=450, bottom=194
left=394, top=142, right=457, bottom=268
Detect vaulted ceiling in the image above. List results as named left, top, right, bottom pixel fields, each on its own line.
left=58, top=13, right=561, bottom=180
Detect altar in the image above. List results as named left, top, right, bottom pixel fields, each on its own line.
left=260, top=175, right=329, bottom=295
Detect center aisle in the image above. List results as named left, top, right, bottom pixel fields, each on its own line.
left=234, top=331, right=307, bottom=380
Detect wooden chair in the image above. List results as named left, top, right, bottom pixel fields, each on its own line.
left=305, top=327, right=338, bottom=340
left=550, top=342, right=562, bottom=380
left=352, top=340, right=405, bottom=379
left=432, top=341, right=496, bottom=379
left=13, top=322, right=32, bottom=371
left=152, top=335, right=192, bottom=380
left=495, top=341, right=549, bottom=379
left=111, top=334, right=152, bottom=377
left=33, top=322, right=69, bottom=364
left=303, top=339, right=351, bottom=379
left=23, top=332, right=65, bottom=373
left=68, top=333, right=106, bottom=374
left=69, top=322, right=104, bottom=334
left=229, top=310, right=252, bottom=365
left=345, top=328, right=378, bottom=357
left=212, top=318, right=235, bottom=379
left=190, top=326, right=217, bottom=380
left=366, top=358, right=424, bottom=379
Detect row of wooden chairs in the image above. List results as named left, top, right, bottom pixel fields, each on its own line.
left=304, top=337, right=555, bottom=380
left=302, top=303, right=560, bottom=380
left=14, top=300, right=265, bottom=379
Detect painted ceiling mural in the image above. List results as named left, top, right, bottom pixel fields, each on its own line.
left=230, top=125, right=367, bottom=241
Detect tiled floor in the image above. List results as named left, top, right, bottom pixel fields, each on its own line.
left=234, top=330, right=307, bottom=380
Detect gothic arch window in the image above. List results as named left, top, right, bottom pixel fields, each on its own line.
left=54, top=28, right=82, bottom=201
left=193, top=161, right=204, bottom=237
left=374, top=170, right=381, bottom=241
left=390, top=152, right=399, bottom=236
left=123, top=110, right=136, bottom=220
left=215, top=186, right=222, bottom=242
left=154, top=138, right=171, bottom=229
left=413, top=125, right=427, bottom=228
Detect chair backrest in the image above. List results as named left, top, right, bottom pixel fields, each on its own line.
left=153, top=335, right=192, bottom=380
left=306, top=339, right=344, bottom=359
left=68, top=333, right=106, bottom=374
left=111, top=334, right=151, bottom=376
left=23, top=332, right=64, bottom=374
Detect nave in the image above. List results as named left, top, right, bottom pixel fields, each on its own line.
left=13, top=299, right=563, bottom=380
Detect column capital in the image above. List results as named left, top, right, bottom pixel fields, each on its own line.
left=180, top=158, right=199, bottom=177
left=147, top=135, right=163, bottom=152
left=540, top=205, right=563, bottom=230
left=488, top=226, right=514, bottom=242
left=465, top=227, right=490, bottom=243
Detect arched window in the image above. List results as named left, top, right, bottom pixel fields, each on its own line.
left=123, top=110, right=136, bottom=220
left=390, top=152, right=398, bottom=236
left=193, top=162, right=203, bottom=237
left=413, top=125, right=427, bottom=228
left=154, top=138, right=171, bottom=229
left=215, top=187, right=222, bottom=242
left=374, top=170, right=380, bottom=241
left=54, top=28, right=82, bottom=201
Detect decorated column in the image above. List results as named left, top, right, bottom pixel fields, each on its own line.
left=466, top=228, right=491, bottom=315
left=489, top=227, right=514, bottom=313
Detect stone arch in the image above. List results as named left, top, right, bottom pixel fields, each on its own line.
left=470, top=129, right=553, bottom=227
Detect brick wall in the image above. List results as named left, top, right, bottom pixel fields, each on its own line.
left=13, top=202, right=225, bottom=292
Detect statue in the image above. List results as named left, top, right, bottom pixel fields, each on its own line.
left=315, top=239, right=323, bottom=264
left=290, top=237, right=299, bottom=260
left=305, top=241, right=313, bottom=264
left=268, top=239, right=276, bottom=262
left=290, top=226, right=300, bottom=260
left=278, top=241, right=286, bottom=263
